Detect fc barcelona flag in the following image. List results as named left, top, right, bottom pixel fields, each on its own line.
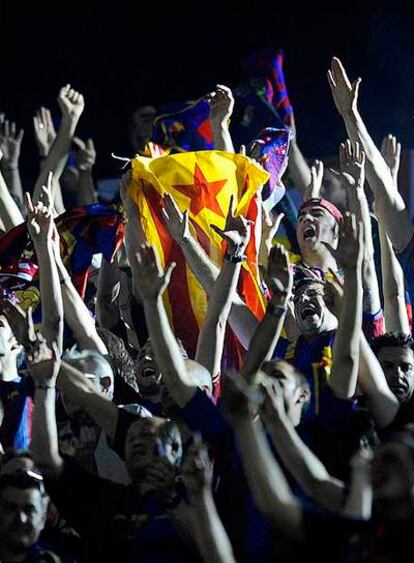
left=128, top=150, right=269, bottom=358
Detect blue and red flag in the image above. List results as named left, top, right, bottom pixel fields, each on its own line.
left=152, top=98, right=214, bottom=152
left=0, top=203, right=125, bottom=305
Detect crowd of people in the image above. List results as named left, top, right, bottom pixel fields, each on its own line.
left=0, top=52, right=414, bottom=562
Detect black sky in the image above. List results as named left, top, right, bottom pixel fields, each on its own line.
left=3, top=1, right=414, bottom=179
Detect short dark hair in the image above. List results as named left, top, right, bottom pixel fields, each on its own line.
left=0, top=448, right=33, bottom=469
left=371, top=332, right=414, bottom=356
left=262, top=360, right=309, bottom=391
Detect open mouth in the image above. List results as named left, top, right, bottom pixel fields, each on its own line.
left=301, top=306, right=317, bottom=319
left=303, top=224, right=317, bottom=240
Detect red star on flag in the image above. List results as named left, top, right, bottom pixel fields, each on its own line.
left=172, top=164, right=227, bottom=217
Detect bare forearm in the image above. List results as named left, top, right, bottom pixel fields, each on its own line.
left=96, top=255, right=121, bottom=330
left=264, top=414, right=344, bottom=512
left=196, top=260, right=241, bottom=376
left=57, top=362, right=118, bottom=439
left=379, top=224, right=410, bottom=333
left=343, top=469, right=372, bottom=520
left=241, top=297, right=287, bottom=382
left=143, top=298, right=195, bottom=407
left=32, top=387, right=63, bottom=474
left=0, top=172, right=24, bottom=230
left=342, top=110, right=413, bottom=251
left=33, top=117, right=79, bottom=204
left=2, top=168, right=24, bottom=206
left=36, top=241, right=64, bottom=352
left=190, top=492, right=236, bottom=563
left=57, top=258, right=107, bottom=354
left=212, top=123, right=235, bottom=153
left=329, top=269, right=362, bottom=399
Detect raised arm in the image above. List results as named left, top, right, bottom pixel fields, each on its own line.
left=0, top=151, right=24, bottom=230
left=206, top=85, right=235, bottom=153
left=328, top=57, right=414, bottom=253
left=241, top=244, right=292, bottom=382
left=162, top=192, right=258, bottom=349
left=379, top=135, right=410, bottom=333
left=72, top=137, right=98, bottom=205
left=95, top=254, right=122, bottom=331
left=181, top=440, right=237, bottom=563
left=33, top=106, right=64, bottom=214
left=339, top=140, right=381, bottom=316
left=260, top=379, right=345, bottom=512
left=57, top=361, right=118, bottom=440
left=26, top=175, right=64, bottom=353
left=222, top=372, right=302, bottom=536
left=196, top=196, right=251, bottom=379
left=131, top=243, right=196, bottom=408
left=29, top=334, right=63, bottom=475
left=0, top=115, right=24, bottom=206
left=32, top=85, right=85, bottom=206
left=323, top=193, right=364, bottom=398
left=54, top=251, right=108, bottom=354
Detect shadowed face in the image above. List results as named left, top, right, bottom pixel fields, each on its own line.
left=377, top=346, right=414, bottom=403
left=293, top=281, right=329, bottom=337
left=0, top=486, right=47, bottom=552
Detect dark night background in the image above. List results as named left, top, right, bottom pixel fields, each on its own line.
left=2, top=1, right=414, bottom=182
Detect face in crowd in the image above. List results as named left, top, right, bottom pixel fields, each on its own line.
left=0, top=314, right=21, bottom=382
left=261, top=361, right=310, bottom=427
left=124, top=417, right=182, bottom=483
left=129, top=106, right=157, bottom=152
left=377, top=345, right=414, bottom=404
left=293, top=280, right=336, bottom=338
left=296, top=204, right=339, bottom=257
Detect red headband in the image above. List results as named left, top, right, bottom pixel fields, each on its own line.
left=299, top=198, right=343, bottom=223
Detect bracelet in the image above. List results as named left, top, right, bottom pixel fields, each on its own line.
left=35, top=384, right=56, bottom=391
left=224, top=252, right=247, bottom=263
left=266, top=302, right=288, bottom=317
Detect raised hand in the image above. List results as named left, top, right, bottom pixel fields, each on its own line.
left=262, top=208, right=284, bottom=251
left=133, top=243, right=176, bottom=301
left=0, top=114, right=24, bottom=170
left=25, top=172, right=55, bottom=242
left=181, top=436, right=213, bottom=497
left=206, top=84, right=234, bottom=126
left=328, top=57, right=361, bottom=117
left=264, top=244, right=293, bottom=300
left=57, top=84, right=85, bottom=123
left=324, top=269, right=345, bottom=316
left=161, top=192, right=190, bottom=244
left=381, top=134, right=401, bottom=185
left=27, top=331, right=61, bottom=386
left=210, top=196, right=252, bottom=255
left=221, top=371, right=259, bottom=421
left=33, top=107, right=56, bottom=157
left=304, top=160, right=324, bottom=200
left=339, top=140, right=365, bottom=189
left=323, top=212, right=363, bottom=270
left=259, top=377, right=287, bottom=422
left=73, top=137, right=96, bottom=171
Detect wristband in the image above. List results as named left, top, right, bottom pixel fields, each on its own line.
left=224, top=252, right=247, bottom=263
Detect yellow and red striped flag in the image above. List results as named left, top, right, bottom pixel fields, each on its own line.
left=128, top=150, right=269, bottom=359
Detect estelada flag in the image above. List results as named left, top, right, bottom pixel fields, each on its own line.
left=128, top=150, right=269, bottom=359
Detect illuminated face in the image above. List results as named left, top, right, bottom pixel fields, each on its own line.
left=377, top=346, right=414, bottom=403
left=296, top=205, right=338, bottom=255
left=293, top=281, right=328, bottom=337
left=0, top=487, right=47, bottom=551
left=124, top=419, right=182, bottom=481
